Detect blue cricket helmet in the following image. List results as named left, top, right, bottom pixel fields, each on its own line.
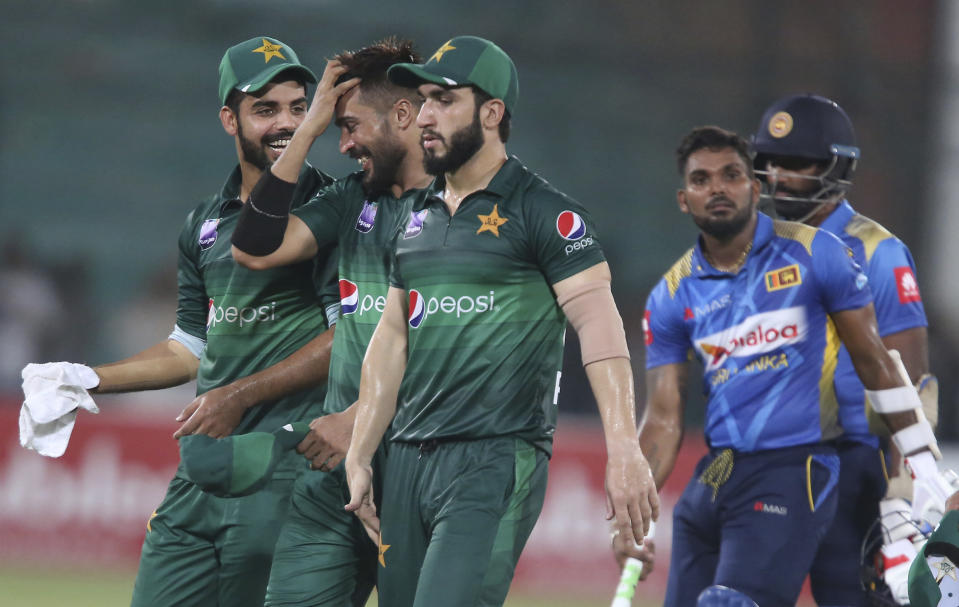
left=750, top=94, right=861, bottom=217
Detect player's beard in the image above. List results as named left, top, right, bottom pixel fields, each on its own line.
left=773, top=186, right=823, bottom=221
left=422, top=111, right=484, bottom=176
left=692, top=196, right=755, bottom=241
left=355, top=128, right=407, bottom=197
left=237, top=121, right=294, bottom=172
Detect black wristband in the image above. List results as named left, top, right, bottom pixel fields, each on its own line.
left=231, top=171, right=296, bottom=256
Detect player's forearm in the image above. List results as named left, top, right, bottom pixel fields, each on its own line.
left=92, top=340, right=199, bottom=393
left=350, top=349, right=405, bottom=462
left=639, top=416, right=683, bottom=490
left=585, top=357, right=641, bottom=453
left=641, top=363, right=687, bottom=488
left=225, top=326, right=335, bottom=409
left=350, top=300, right=408, bottom=463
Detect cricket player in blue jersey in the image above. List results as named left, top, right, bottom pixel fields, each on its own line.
left=751, top=93, right=938, bottom=606
left=620, top=125, right=946, bottom=607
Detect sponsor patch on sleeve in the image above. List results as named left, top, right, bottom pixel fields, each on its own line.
left=894, top=266, right=922, bottom=303
left=643, top=310, right=653, bottom=345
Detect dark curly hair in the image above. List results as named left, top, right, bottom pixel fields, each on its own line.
left=334, top=37, right=422, bottom=111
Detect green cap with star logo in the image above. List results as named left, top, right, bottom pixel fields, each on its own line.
left=218, top=36, right=317, bottom=106
left=908, top=510, right=959, bottom=606
left=387, top=35, right=519, bottom=114
left=179, top=421, right=311, bottom=497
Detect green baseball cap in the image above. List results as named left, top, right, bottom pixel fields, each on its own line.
left=218, top=36, right=317, bottom=106
left=179, top=421, right=310, bottom=497
left=387, top=35, right=519, bottom=114
left=908, top=510, right=959, bottom=606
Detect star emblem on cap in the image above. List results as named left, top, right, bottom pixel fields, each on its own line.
left=378, top=532, right=391, bottom=567
left=253, top=39, right=287, bottom=63
left=430, top=40, right=456, bottom=63
left=476, top=204, right=509, bottom=237
left=934, top=558, right=959, bottom=583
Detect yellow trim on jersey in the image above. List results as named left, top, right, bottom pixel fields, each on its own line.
left=772, top=220, right=817, bottom=255
left=818, top=316, right=843, bottom=441
left=664, top=248, right=695, bottom=298
left=806, top=455, right=815, bottom=512
left=843, top=213, right=893, bottom=263
left=878, top=447, right=890, bottom=483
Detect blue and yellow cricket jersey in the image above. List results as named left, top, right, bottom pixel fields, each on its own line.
left=822, top=201, right=927, bottom=446
left=644, top=212, right=872, bottom=452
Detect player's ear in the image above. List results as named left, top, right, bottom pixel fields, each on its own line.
left=220, top=106, right=238, bottom=136
left=393, top=98, right=415, bottom=130
left=677, top=189, right=690, bottom=214
left=479, top=98, right=505, bottom=133
left=751, top=177, right=761, bottom=203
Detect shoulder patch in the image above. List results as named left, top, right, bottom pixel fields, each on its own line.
left=772, top=220, right=816, bottom=255
left=664, top=248, right=696, bottom=298
left=844, top=214, right=893, bottom=262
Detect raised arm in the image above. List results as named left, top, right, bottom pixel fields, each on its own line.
left=232, top=61, right=359, bottom=269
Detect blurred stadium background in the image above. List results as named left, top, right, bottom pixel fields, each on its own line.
left=1, top=0, right=956, bottom=604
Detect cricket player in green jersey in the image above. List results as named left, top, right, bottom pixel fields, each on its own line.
left=342, top=36, right=659, bottom=607
left=23, top=37, right=341, bottom=607
left=230, top=39, right=434, bottom=605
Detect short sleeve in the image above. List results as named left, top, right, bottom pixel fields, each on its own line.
left=523, top=186, right=606, bottom=285
left=811, top=229, right=873, bottom=314
left=175, top=210, right=208, bottom=340
left=644, top=279, right=691, bottom=368
left=868, top=238, right=928, bottom=336
left=292, top=180, right=353, bottom=249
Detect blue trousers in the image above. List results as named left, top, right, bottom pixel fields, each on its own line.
left=665, top=444, right=839, bottom=607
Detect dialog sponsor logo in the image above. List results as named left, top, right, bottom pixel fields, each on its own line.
left=407, top=289, right=496, bottom=328
left=694, top=306, right=807, bottom=371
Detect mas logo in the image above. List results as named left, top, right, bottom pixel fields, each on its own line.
left=355, top=201, right=378, bottom=234
left=895, top=266, right=921, bottom=304
left=695, top=306, right=807, bottom=371
left=198, top=218, right=220, bottom=250
left=765, top=264, right=801, bottom=292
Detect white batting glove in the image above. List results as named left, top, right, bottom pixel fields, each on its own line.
left=907, top=451, right=959, bottom=529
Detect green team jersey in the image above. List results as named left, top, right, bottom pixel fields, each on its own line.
left=292, top=172, right=414, bottom=415
left=175, top=164, right=338, bottom=477
left=388, top=156, right=606, bottom=453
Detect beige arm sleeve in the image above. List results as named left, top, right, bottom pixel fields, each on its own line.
left=556, top=280, right=630, bottom=365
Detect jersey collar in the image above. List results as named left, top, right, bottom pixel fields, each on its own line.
left=818, top=199, right=855, bottom=235
left=691, top=212, right=774, bottom=278
left=417, top=155, right=526, bottom=210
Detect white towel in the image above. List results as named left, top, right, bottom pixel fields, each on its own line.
left=19, top=362, right=101, bottom=457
